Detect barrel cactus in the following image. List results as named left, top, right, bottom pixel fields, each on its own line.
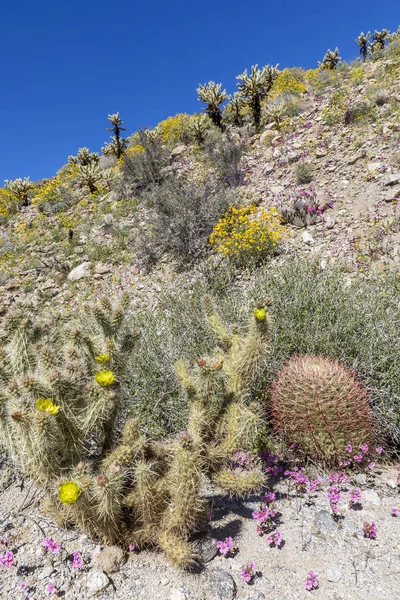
left=270, top=355, right=375, bottom=462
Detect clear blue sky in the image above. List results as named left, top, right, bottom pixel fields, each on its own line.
left=1, top=1, right=399, bottom=182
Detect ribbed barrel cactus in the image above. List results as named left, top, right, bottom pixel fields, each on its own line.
left=270, top=355, right=375, bottom=462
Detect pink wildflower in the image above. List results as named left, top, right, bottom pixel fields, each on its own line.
left=216, top=537, right=234, bottom=557
left=261, top=492, right=276, bottom=504
left=353, top=455, right=363, bottom=463
left=46, top=583, right=56, bottom=595
left=368, top=461, right=376, bottom=470
left=128, top=544, right=136, bottom=551
left=0, top=551, right=14, bottom=568
left=266, top=530, right=284, bottom=548
left=42, top=537, right=61, bottom=555
left=19, top=582, right=28, bottom=591
left=345, top=444, right=352, bottom=453
left=306, top=479, right=321, bottom=493
left=363, top=522, right=377, bottom=539
left=240, top=562, right=256, bottom=583
left=359, top=444, right=369, bottom=455
left=71, top=551, right=83, bottom=569
left=375, top=447, right=383, bottom=455
left=327, top=485, right=341, bottom=513
left=391, top=508, right=399, bottom=517
left=349, top=488, right=362, bottom=504
left=305, top=570, right=319, bottom=591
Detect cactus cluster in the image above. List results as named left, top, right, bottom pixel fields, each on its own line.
left=102, top=112, right=129, bottom=159
left=68, top=147, right=100, bottom=166
left=270, top=355, right=375, bottom=463
left=197, top=81, right=227, bottom=130
left=4, top=177, right=35, bottom=207
left=0, top=295, right=270, bottom=567
left=318, top=48, right=341, bottom=70
left=236, top=64, right=279, bottom=131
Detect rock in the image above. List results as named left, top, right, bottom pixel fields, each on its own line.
left=67, top=262, right=90, bottom=281
left=86, top=569, right=110, bottom=593
left=97, top=545, right=126, bottom=574
left=170, top=588, right=189, bottom=600
left=316, top=148, right=328, bottom=158
left=260, top=130, right=275, bottom=145
left=383, top=173, right=400, bottom=186
left=312, top=510, right=338, bottom=537
left=347, top=152, right=364, bottom=165
left=262, top=163, right=274, bottom=175
left=327, top=567, right=343, bottom=582
left=270, top=185, right=284, bottom=195
left=302, top=231, right=315, bottom=245
left=363, top=489, right=381, bottom=507
left=94, top=263, right=111, bottom=275
left=206, top=568, right=236, bottom=600
left=4, top=278, right=21, bottom=290
left=367, top=162, right=382, bottom=172
left=353, top=473, right=367, bottom=486
left=171, top=145, right=187, bottom=156
left=383, top=188, right=399, bottom=202
left=236, top=593, right=265, bottom=600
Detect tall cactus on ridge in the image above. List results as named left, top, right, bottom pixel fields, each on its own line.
left=197, top=81, right=227, bottom=129
left=355, top=32, right=370, bottom=61
left=236, top=64, right=279, bottom=131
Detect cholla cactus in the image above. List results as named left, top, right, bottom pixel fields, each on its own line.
left=102, top=112, right=128, bottom=159
left=68, top=147, right=99, bottom=166
left=77, top=164, right=102, bottom=193
left=188, top=114, right=212, bottom=145
left=4, top=177, right=35, bottom=207
left=197, top=81, right=227, bottom=129
left=371, top=29, right=390, bottom=52
left=0, top=295, right=270, bottom=568
left=102, top=168, right=116, bottom=190
left=264, top=99, right=287, bottom=128
left=318, top=48, right=341, bottom=70
left=236, top=64, right=279, bottom=131
left=356, top=32, right=371, bottom=61
left=388, top=26, right=400, bottom=42
left=225, top=92, right=245, bottom=127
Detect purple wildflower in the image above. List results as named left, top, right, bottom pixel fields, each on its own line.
left=19, top=582, right=28, bottom=592
left=261, top=492, right=276, bottom=504
left=42, top=537, right=61, bottom=555
left=391, top=508, right=399, bottom=517
left=345, top=444, right=352, bottom=453
left=0, top=551, right=14, bottom=568
left=240, top=562, right=256, bottom=583
left=375, top=447, right=383, bottom=455
left=216, top=537, right=234, bottom=557
left=353, top=455, right=363, bottom=463
left=46, top=583, right=56, bottom=595
left=266, top=530, right=284, bottom=548
left=363, top=522, right=377, bottom=539
left=359, top=444, right=369, bottom=455
left=305, top=570, right=319, bottom=591
left=327, top=485, right=341, bottom=513
left=72, top=551, right=83, bottom=569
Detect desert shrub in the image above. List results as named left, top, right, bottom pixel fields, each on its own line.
left=385, top=37, right=400, bottom=58
left=157, top=113, right=192, bottom=146
left=344, top=100, right=374, bottom=125
left=204, top=131, right=246, bottom=186
left=295, top=162, right=314, bottom=185
left=269, top=68, right=306, bottom=98
left=321, top=90, right=348, bottom=125
left=209, top=205, right=286, bottom=266
left=127, top=260, right=400, bottom=446
left=33, top=177, right=75, bottom=214
left=374, top=90, right=391, bottom=106
left=271, top=354, right=376, bottom=462
left=119, top=131, right=170, bottom=195
left=137, top=179, right=234, bottom=267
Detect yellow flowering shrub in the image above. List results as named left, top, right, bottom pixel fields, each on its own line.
left=0, top=189, right=11, bottom=216
left=157, top=113, right=192, bottom=146
left=349, top=67, right=365, bottom=83
left=270, top=69, right=307, bottom=98
left=209, top=205, right=286, bottom=265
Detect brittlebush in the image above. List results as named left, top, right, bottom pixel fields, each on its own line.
left=209, top=205, right=286, bottom=265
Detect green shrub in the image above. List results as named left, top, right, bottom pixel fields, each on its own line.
left=125, top=260, right=400, bottom=446
left=204, top=131, right=246, bottom=186
left=136, top=179, right=234, bottom=267
left=295, top=162, right=314, bottom=185
left=119, top=131, right=170, bottom=195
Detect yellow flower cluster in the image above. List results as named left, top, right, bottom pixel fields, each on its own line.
left=31, top=177, right=60, bottom=206
left=157, top=113, right=191, bottom=146
left=349, top=67, right=364, bottom=83
left=0, top=189, right=11, bottom=216
left=36, top=398, right=60, bottom=415
left=58, top=481, right=82, bottom=504
left=209, top=205, right=286, bottom=264
left=270, top=69, right=307, bottom=98
left=95, top=370, right=115, bottom=386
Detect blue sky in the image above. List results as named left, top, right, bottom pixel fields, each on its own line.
left=0, top=1, right=399, bottom=182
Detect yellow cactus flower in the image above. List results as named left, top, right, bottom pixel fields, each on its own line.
left=95, top=354, right=110, bottom=364
left=58, top=481, right=82, bottom=504
left=95, top=370, right=115, bottom=387
left=253, top=308, right=267, bottom=321
left=36, top=398, right=60, bottom=415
